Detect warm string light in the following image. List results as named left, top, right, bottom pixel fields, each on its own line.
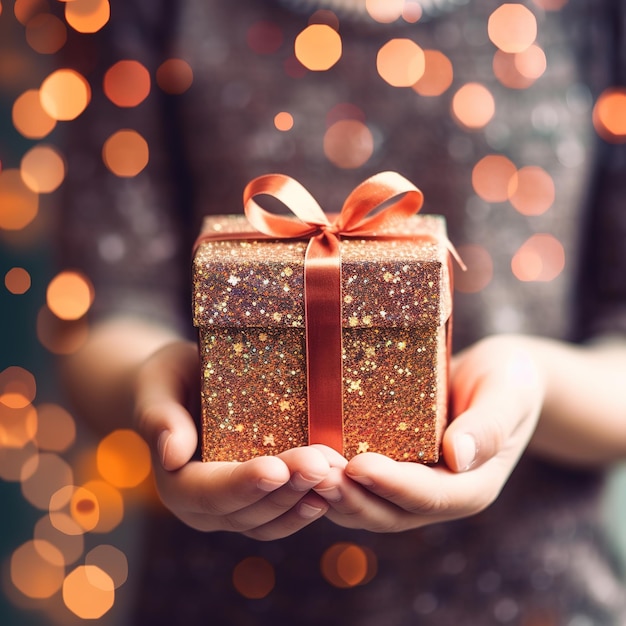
left=320, top=542, right=377, bottom=588
left=64, top=0, right=111, bottom=34
left=593, top=88, right=626, bottom=143
left=295, top=23, right=342, bottom=70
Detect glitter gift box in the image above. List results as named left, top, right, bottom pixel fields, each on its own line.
left=192, top=175, right=453, bottom=464
left=193, top=220, right=452, bottom=464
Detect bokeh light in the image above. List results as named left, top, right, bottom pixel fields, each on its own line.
left=25, top=13, right=67, bottom=54
left=12, top=89, right=57, bottom=139
left=13, top=0, right=47, bottom=25
left=86, top=545, right=129, bottom=589
left=34, top=513, right=85, bottom=566
left=11, top=540, right=65, bottom=599
left=532, top=0, right=568, bottom=9
left=412, top=50, right=453, bottom=97
left=70, top=485, right=101, bottom=532
left=488, top=3, right=537, bottom=53
left=493, top=45, right=546, bottom=89
left=103, top=60, right=151, bottom=107
left=593, top=88, right=626, bottom=143
left=4, top=267, right=31, bottom=294
left=46, top=270, right=94, bottom=320
left=472, top=154, right=517, bottom=202
left=323, top=119, right=374, bottom=169
left=308, top=9, right=339, bottom=30
left=232, top=556, right=275, bottom=599
left=50, top=484, right=78, bottom=513
left=508, top=166, right=555, bottom=215
left=80, top=479, right=124, bottom=533
left=320, top=542, right=377, bottom=588
left=246, top=20, right=283, bottom=55
left=514, top=44, right=547, bottom=79
left=0, top=441, right=39, bottom=481
left=294, top=24, right=342, bottom=71
left=64, top=0, right=110, bottom=34
left=102, top=129, right=149, bottom=177
left=511, top=234, right=565, bottom=282
left=62, top=565, right=115, bottom=619
left=48, top=509, right=86, bottom=537
left=0, top=169, right=39, bottom=230
left=21, top=452, right=74, bottom=509
left=326, top=102, right=366, bottom=126
left=452, top=83, right=495, bottom=129
left=50, top=483, right=112, bottom=536
left=402, top=1, right=422, bottom=23
left=0, top=403, right=37, bottom=448
left=366, top=0, right=404, bottom=23
left=35, top=403, right=76, bottom=452
left=454, top=244, right=494, bottom=293
left=96, top=429, right=152, bottom=488
left=40, top=69, right=91, bottom=121
left=274, top=111, right=294, bottom=131
left=156, top=58, right=194, bottom=94
left=0, top=365, right=37, bottom=408
left=36, top=305, right=90, bottom=355
left=377, top=39, right=425, bottom=87
left=20, top=144, right=66, bottom=193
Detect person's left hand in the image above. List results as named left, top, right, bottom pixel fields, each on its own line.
left=312, top=334, right=545, bottom=532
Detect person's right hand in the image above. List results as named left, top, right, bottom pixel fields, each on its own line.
left=133, top=341, right=336, bottom=540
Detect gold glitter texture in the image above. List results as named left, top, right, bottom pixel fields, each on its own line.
left=193, top=215, right=451, bottom=463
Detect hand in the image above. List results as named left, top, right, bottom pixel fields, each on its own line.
left=133, top=341, right=335, bottom=540
left=313, top=335, right=545, bottom=532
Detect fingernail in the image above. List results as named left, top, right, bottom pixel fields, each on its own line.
left=346, top=473, right=374, bottom=487
left=454, top=433, right=477, bottom=472
left=314, top=486, right=342, bottom=502
left=298, top=502, right=323, bottom=519
left=257, top=478, right=285, bottom=492
left=157, top=430, right=170, bottom=468
left=289, top=472, right=320, bottom=491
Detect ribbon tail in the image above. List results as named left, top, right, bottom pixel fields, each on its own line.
left=304, top=232, right=344, bottom=453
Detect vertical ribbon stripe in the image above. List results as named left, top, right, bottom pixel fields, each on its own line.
left=303, top=231, right=344, bottom=450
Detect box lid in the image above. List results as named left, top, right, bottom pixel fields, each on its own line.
left=192, top=214, right=451, bottom=330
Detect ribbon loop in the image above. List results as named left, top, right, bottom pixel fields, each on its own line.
left=334, top=171, right=424, bottom=235
left=243, top=174, right=330, bottom=239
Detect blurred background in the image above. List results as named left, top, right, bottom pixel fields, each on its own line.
left=2, top=0, right=626, bottom=624
left=1, top=2, right=156, bottom=624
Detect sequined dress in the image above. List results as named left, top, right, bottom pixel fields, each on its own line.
left=58, top=0, right=626, bottom=624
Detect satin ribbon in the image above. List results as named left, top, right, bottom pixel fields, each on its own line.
left=196, top=172, right=462, bottom=454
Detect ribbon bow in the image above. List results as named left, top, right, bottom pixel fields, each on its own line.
left=197, top=172, right=457, bottom=454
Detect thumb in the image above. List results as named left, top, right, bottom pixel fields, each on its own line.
left=134, top=342, right=200, bottom=471
left=443, top=342, right=543, bottom=473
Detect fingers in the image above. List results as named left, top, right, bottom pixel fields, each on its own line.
left=134, top=342, right=200, bottom=470
left=155, top=446, right=332, bottom=538
left=444, top=338, right=544, bottom=472
left=242, top=492, right=329, bottom=541
left=133, top=341, right=335, bottom=539
left=319, top=452, right=509, bottom=532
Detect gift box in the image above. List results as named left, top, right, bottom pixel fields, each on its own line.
left=192, top=173, right=453, bottom=463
